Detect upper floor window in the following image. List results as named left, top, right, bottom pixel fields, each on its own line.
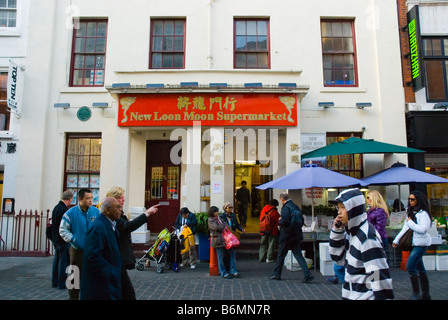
left=321, top=20, right=357, bottom=87
left=423, top=37, right=448, bottom=102
left=150, top=19, right=185, bottom=69
left=70, top=19, right=108, bottom=87
left=234, top=19, right=270, bottom=69
left=0, top=0, right=16, bottom=28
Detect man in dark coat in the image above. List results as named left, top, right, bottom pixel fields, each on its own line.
left=81, top=197, right=122, bottom=300
left=270, top=193, right=314, bottom=283
left=51, top=190, right=73, bottom=289
left=105, top=186, right=160, bottom=300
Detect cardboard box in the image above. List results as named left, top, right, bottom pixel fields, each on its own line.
left=436, top=255, right=448, bottom=271
left=131, top=231, right=151, bottom=243
left=284, top=250, right=312, bottom=271
left=423, top=255, right=436, bottom=271
left=319, top=242, right=331, bottom=261
left=320, top=259, right=334, bottom=276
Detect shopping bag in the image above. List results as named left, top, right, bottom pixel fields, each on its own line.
left=223, top=228, right=240, bottom=250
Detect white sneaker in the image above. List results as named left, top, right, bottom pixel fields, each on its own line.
left=190, top=265, right=196, bottom=269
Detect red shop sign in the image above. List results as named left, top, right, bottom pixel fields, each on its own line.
left=118, top=93, right=297, bottom=127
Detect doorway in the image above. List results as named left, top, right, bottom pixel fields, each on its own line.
left=145, top=140, right=181, bottom=233
left=234, top=161, right=272, bottom=233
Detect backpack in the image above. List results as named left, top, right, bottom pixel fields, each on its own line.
left=290, top=207, right=304, bottom=230
left=260, top=209, right=273, bottom=234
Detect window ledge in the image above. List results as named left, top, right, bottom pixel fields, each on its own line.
left=320, top=87, right=367, bottom=93
left=59, top=87, right=109, bottom=94
left=0, top=28, right=21, bottom=37
left=0, top=131, right=14, bottom=139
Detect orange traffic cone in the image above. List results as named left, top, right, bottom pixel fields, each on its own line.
left=401, top=250, right=410, bottom=271
left=209, top=241, right=219, bottom=276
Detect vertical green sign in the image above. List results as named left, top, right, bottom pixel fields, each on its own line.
left=407, top=6, right=424, bottom=91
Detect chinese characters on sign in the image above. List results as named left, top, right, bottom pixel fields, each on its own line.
left=118, top=93, right=297, bottom=127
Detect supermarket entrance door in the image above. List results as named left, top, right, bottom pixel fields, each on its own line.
left=145, top=140, right=181, bottom=233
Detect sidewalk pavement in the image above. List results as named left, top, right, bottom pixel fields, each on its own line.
left=1, top=256, right=448, bottom=301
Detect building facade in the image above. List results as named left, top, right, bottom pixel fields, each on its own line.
left=12, top=0, right=407, bottom=232
left=399, top=0, right=448, bottom=217
left=0, top=0, right=29, bottom=213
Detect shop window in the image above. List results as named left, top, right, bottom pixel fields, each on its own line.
left=0, top=0, right=16, bottom=28
left=321, top=20, right=358, bottom=87
left=149, top=19, right=185, bottom=69
left=70, top=19, right=108, bottom=87
left=326, top=133, right=363, bottom=178
left=234, top=19, right=270, bottom=69
left=423, top=37, right=448, bottom=102
left=64, top=133, right=102, bottom=205
left=0, top=73, right=10, bottom=131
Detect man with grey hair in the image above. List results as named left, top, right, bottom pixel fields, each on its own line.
left=51, top=190, right=74, bottom=289
left=270, top=192, right=314, bottom=283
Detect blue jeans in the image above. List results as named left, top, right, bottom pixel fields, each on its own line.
left=334, top=263, right=345, bottom=284
left=215, top=247, right=237, bottom=277
left=407, top=246, right=428, bottom=276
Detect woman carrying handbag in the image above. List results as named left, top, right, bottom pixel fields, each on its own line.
left=393, top=190, right=432, bottom=300
left=208, top=206, right=240, bottom=279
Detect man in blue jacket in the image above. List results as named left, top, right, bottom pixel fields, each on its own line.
left=59, top=188, right=100, bottom=299
left=81, top=197, right=122, bottom=300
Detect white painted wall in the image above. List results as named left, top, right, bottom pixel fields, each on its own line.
left=14, top=0, right=408, bottom=212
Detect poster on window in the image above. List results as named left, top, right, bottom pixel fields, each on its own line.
left=7, top=60, right=24, bottom=117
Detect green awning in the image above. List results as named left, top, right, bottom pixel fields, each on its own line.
left=301, top=137, right=425, bottom=159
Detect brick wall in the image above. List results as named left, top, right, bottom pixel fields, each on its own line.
left=397, top=0, right=416, bottom=103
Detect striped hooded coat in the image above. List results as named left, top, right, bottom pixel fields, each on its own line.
left=329, top=188, right=394, bottom=300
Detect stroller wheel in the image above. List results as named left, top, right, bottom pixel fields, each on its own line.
left=136, top=262, right=145, bottom=271
left=156, top=266, right=164, bottom=274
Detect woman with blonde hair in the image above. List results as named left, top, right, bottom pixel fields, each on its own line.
left=366, top=190, right=389, bottom=247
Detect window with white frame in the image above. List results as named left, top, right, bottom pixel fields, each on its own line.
left=0, top=0, right=16, bottom=28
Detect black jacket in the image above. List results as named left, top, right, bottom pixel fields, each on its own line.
left=116, top=213, right=148, bottom=268
left=278, top=200, right=303, bottom=242
left=51, top=200, right=69, bottom=245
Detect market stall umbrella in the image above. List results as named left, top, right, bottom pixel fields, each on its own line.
left=362, top=162, right=448, bottom=210
left=301, top=137, right=424, bottom=159
left=256, top=163, right=366, bottom=220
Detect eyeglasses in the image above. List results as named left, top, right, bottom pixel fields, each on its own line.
left=408, top=198, right=417, bottom=202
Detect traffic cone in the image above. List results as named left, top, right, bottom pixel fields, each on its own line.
left=209, top=240, right=219, bottom=276
left=401, top=250, right=410, bottom=271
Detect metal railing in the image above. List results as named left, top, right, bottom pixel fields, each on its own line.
left=0, top=210, right=53, bottom=256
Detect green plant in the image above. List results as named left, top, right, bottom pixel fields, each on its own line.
left=195, top=212, right=210, bottom=235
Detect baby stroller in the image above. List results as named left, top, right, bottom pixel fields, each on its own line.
left=136, top=228, right=171, bottom=273
left=136, top=228, right=181, bottom=273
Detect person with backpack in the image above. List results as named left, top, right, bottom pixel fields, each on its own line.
left=259, top=199, right=280, bottom=263
left=269, top=193, right=314, bottom=283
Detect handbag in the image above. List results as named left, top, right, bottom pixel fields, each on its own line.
left=222, top=227, right=240, bottom=250
left=399, top=229, right=413, bottom=251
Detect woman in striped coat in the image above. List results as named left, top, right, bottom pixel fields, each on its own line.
left=329, top=188, right=394, bottom=300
